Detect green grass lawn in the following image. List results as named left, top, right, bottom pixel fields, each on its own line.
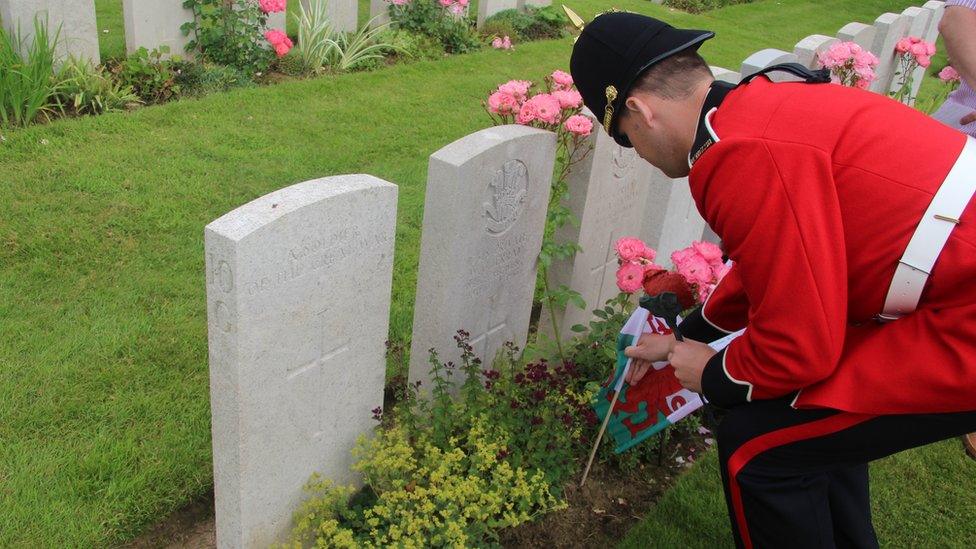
left=0, top=0, right=955, bottom=545
left=621, top=440, right=976, bottom=547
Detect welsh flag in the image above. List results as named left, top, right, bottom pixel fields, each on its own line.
left=592, top=307, right=741, bottom=454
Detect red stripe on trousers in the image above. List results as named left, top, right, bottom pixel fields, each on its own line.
left=726, top=413, right=876, bottom=548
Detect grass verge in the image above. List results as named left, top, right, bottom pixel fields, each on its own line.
left=0, top=0, right=947, bottom=544
left=620, top=440, right=976, bottom=547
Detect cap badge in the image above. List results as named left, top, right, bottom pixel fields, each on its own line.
left=603, top=85, right=618, bottom=133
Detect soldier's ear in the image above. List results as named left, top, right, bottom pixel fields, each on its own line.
left=624, top=95, right=655, bottom=129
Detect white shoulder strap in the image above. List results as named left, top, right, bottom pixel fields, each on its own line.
left=880, top=136, right=976, bottom=321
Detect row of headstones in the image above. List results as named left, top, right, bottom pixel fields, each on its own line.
left=745, top=0, right=945, bottom=99
left=369, top=0, right=552, bottom=28
left=0, top=0, right=557, bottom=66
left=203, top=109, right=710, bottom=545
left=0, top=0, right=330, bottom=65
left=201, top=1, right=950, bottom=544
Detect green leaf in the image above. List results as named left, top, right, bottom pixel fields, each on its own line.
left=571, top=324, right=586, bottom=333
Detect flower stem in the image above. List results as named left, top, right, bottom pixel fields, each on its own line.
left=540, top=263, right=567, bottom=364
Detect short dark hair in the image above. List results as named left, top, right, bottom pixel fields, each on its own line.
left=630, top=49, right=713, bottom=100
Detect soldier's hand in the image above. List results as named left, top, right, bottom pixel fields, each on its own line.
left=962, top=111, right=976, bottom=125
left=623, top=333, right=675, bottom=385
left=669, top=340, right=717, bottom=393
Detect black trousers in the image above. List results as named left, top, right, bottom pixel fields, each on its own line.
left=713, top=397, right=976, bottom=549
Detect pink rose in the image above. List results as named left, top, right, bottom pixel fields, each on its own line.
left=616, top=263, right=645, bottom=293
left=438, top=0, right=452, bottom=6
left=488, top=91, right=518, bottom=115
left=853, top=49, right=878, bottom=70
left=563, top=114, right=593, bottom=137
left=259, top=0, right=287, bottom=13
left=274, top=36, right=294, bottom=57
left=516, top=99, right=537, bottom=125
left=458, top=0, right=469, bottom=5
left=498, top=79, right=532, bottom=101
left=449, top=3, right=463, bottom=14
left=672, top=248, right=713, bottom=286
left=615, top=237, right=647, bottom=261
left=551, top=70, right=574, bottom=90
left=638, top=243, right=656, bottom=262
left=940, top=66, right=961, bottom=83
left=264, top=29, right=290, bottom=50
left=552, top=89, right=582, bottom=110
left=895, top=37, right=913, bottom=54
left=492, top=36, right=512, bottom=50
left=917, top=55, right=932, bottom=68
left=522, top=93, right=561, bottom=125
left=691, top=241, right=722, bottom=263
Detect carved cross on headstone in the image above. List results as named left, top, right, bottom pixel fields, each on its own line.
left=470, top=321, right=508, bottom=364
left=287, top=308, right=351, bottom=440
left=590, top=230, right=624, bottom=310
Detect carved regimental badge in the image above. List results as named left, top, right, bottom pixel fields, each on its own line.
left=484, top=160, right=528, bottom=234
left=611, top=145, right=636, bottom=180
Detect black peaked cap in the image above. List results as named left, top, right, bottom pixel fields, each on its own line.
left=570, top=12, right=714, bottom=147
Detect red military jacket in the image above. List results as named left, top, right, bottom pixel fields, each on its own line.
left=682, top=75, right=976, bottom=415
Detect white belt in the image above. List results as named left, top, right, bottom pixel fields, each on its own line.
left=879, top=136, right=976, bottom=321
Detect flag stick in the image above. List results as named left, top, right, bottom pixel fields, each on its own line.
left=580, top=387, right=622, bottom=488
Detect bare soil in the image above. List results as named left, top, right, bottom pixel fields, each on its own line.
left=124, top=433, right=709, bottom=548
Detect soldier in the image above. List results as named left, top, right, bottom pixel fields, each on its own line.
left=569, top=12, right=976, bottom=548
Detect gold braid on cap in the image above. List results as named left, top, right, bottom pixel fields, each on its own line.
left=562, top=5, right=624, bottom=132
left=603, top=85, right=618, bottom=133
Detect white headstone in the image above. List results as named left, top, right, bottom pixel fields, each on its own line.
left=478, top=0, right=518, bottom=28
left=267, top=3, right=288, bottom=33
left=369, top=0, right=391, bottom=27
left=740, top=49, right=800, bottom=82
left=836, top=22, right=876, bottom=50
left=710, top=65, right=740, bottom=85
left=638, top=166, right=678, bottom=258
left=302, top=0, right=357, bottom=32
left=870, top=12, right=909, bottom=93
left=888, top=6, right=933, bottom=99
left=519, top=0, right=552, bottom=8
left=122, top=0, right=194, bottom=56
left=647, top=171, right=709, bottom=263
left=540, top=109, right=656, bottom=339
left=921, top=1, right=946, bottom=45
left=409, top=125, right=556, bottom=386
left=0, top=0, right=99, bottom=64
left=206, top=175, right=397, bottom=548
left=910, top=2, right=945, bottom=99
left=793, top=34, right=839, bottom=69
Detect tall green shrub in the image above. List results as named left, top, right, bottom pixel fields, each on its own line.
left=293, top=0, right=395, bottom=74
left=0, top=16, right=61, bottom=127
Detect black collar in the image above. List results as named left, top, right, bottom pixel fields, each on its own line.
left=688, top=80, right=735, bottom=168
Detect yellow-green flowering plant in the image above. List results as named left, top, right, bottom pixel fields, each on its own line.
left=287, top=331, right=599, bottom=547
